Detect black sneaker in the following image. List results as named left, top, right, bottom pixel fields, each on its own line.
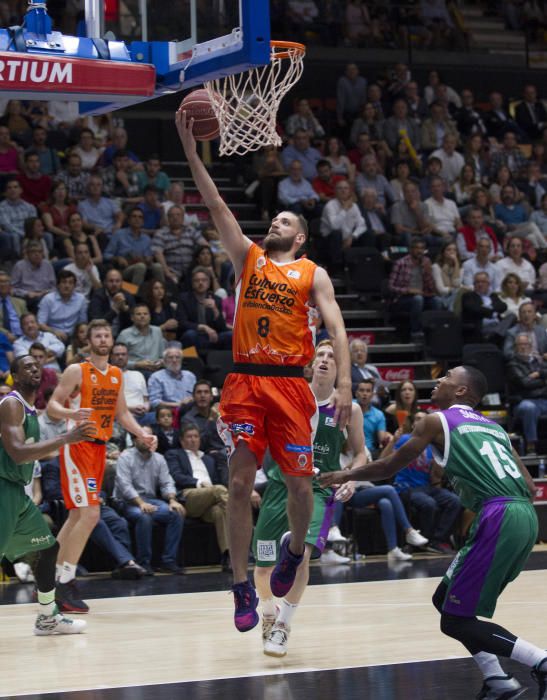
left=532, top=658, right=547, bottom=699
left=158, top=563, right=184, bottom=574
left=111, top=562, right=145, bottom=580
left=476, top=673, right=526, bottom=699
left=55, top=580, right=89, bottom=614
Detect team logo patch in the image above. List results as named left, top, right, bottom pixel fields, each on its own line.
left=297, top=453, right=308, bottom=468
left=111, top=376, right=119, bottom=384
left=75, top=494, right=82, bottom=504
left=287, top=269, right=300, bottom=279
left=90, top=374, right=98, bottom=383
left=230, top=422, right=255, bottom=435
left=285, top=444, right=312, bottom=453
left=325, top=416, right=336, bottom=427
left=256, top=255, right=266, bottom=270
left=87, top=477, right=97, bottom=493
left=257, top=540, right=276, bottom=562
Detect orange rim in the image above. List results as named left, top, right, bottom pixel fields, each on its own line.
left=270, top=39, right=306, bottom=60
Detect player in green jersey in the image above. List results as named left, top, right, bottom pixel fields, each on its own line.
left=0, top=355, right=94, bottom=635
left=252, top=340, right=368, bottom=657
left=322, top=365, right=546, bottom=700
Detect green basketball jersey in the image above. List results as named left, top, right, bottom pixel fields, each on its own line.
left=264, top=398, right=346, bottom=494
left=435, top=404, right=530, bottom=511
left=0, top=391, right=40, bottom=485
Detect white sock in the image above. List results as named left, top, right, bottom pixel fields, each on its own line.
left=277, top=598, right=298, bottom=627
left=473, top=652, right=505, bottom=679
left=262, top=597, right=277, bottom=618
left=510, top=638, right=547, bottom=668
left=55, top=564, right=63, bottom=581
left=59, top=562, right=77, bottom=584
left=37, top=589, right=56, bottom=616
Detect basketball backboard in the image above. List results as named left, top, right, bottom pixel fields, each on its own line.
left=0, top=0, right=271, bottom=114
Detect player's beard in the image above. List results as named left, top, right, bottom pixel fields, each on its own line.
left=263, top=232, right=296, bottom=253
left=90, top=344, right=112, bottom=357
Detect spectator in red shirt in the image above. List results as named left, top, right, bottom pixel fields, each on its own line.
left=348, top=132, right=377, bottom=172
left=312, top=160, right=347, bottom=204
left=17, top=150, right=52, bottom=207
left=28, top=341, right=58, bottom=410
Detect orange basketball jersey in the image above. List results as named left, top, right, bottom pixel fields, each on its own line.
left=232, top=243, right=317, bottom=366
left=70, top=361, right=122, bottom=442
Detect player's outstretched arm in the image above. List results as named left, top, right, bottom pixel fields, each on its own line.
left=321, top=412, right=442, bottom=486
left=175, top=108, right=251, bottom=274
left=47, top=364, right=92, bottom=421
left=312, top=266, right=352, bottom=429
left=0, top=398, right=95, bottom=464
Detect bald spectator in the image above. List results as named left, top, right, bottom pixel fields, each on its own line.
left=116, top=304, right=166, bottom=373
left=148, top=346, right=196, bottom=410
left=461, top=271, right=509, bottom=343
left=431, top=134, right=465, bottom=185
left=349, top=337, right=386, bottom=400
left=484, top=92, right=523, bottom=141
left=461, top=237, right=500, bottom=292
left=100, top=126, right=141, bottom=167
left=359, top=188, right=391, bottom=251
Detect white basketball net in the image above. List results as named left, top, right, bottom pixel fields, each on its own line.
left=204, top=42, right=305, bottom=157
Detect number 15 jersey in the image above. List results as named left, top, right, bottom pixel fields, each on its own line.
left=232, top=243, right=317, bottom=366
left=434, top=404, right=530, bottom=511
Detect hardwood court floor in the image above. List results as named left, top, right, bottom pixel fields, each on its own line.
left=1, top=567, right=546, bottom=699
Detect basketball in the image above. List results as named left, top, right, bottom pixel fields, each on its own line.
left=179, top=88, right=220, bottom=141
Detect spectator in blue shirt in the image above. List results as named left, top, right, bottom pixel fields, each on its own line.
left=138, top=186, right=166, bottom=233
left=281, top=129, right=322, bottom=180
left=277, top=160, right=321, bottom=220
left=354, top=378, right=391, bottom=457
left=78, top=174, right=124, bottom=240
left=0, top=331, right=14, bottom=381
left=103, top=207, right=165, bottom=287
left=494, top=184, right=546, bottom=250
left=37, top=269, right=88, bottom=343
left=148, top=346, right=196, bottom=410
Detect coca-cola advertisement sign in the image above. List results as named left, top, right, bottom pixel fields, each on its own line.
left=534, top=482, right=547, bottom=502
left=347, top=331, right=375, bottom=345
left=378, top=366, right=415, bottom=381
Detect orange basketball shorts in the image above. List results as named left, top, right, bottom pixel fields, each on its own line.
left=218, top=374, right=318, bottom=477
left=59, top=441, right=106, bottom=509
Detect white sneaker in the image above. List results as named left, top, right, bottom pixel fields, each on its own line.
left=405, top=529, right=428, bottom=547
left=264, top=621, right=290, bottom=657
left=262, top=605, right=279, bottom=642
left=320, top=549, right=351, bottom=565
left=478, top=673, right=526, bottom=699
left=387, top=546, right=413, bottom=562
left=34, top=607, right=87, bottom=636
left=327, top=525, right=347, bottom=543
left=13, top=562, right=34, bottom=583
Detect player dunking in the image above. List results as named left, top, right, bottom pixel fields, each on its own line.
left=253, top=340, right=367, bottom=656
left=322, top=366, right=546, bottom=700
left=47, top=319, right=157, bottom=613
left=176, top=110, right=352, bottom=632
left=0, top=355, right=94, bottom=635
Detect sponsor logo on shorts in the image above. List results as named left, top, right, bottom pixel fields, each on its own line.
left=314, top=444, right=330, bottom=454
left=257, top=540, right=276, bottom=562
left=445, top=552, right=461, bottom=579
left=87, top=477, right=97, bottom=493
left=297, top=453, right=308, bottom=468
left=287, top=269, right=300, bottom=279
left=285, top=444, right=312, bottom=453
left=325, top=416, right=336, bottom=427
left=448, top=594, right=461, bottom=605
left=30, top=535, right=53, bottom=546
left=230, top=422, right=255, bottom=435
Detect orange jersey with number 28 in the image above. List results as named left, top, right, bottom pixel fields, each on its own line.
left=72, top=360, right=122, bottom=442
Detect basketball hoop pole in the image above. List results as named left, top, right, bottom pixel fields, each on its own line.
left=84, top=0, right=103, bottom=38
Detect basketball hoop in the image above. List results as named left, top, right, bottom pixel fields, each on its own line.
left=204, top=40, right=305, bottom=157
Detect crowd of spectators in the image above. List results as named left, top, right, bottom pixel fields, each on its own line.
left=1, top=47, right=547, bottom=579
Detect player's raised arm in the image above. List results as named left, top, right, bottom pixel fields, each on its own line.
left=47, top=364, right=92, bottom=422
left=312, top=266, right=352, bottom=429
left=175, top=108, right=251, bottom=274
left=321, top=411, right=442, bottom=486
